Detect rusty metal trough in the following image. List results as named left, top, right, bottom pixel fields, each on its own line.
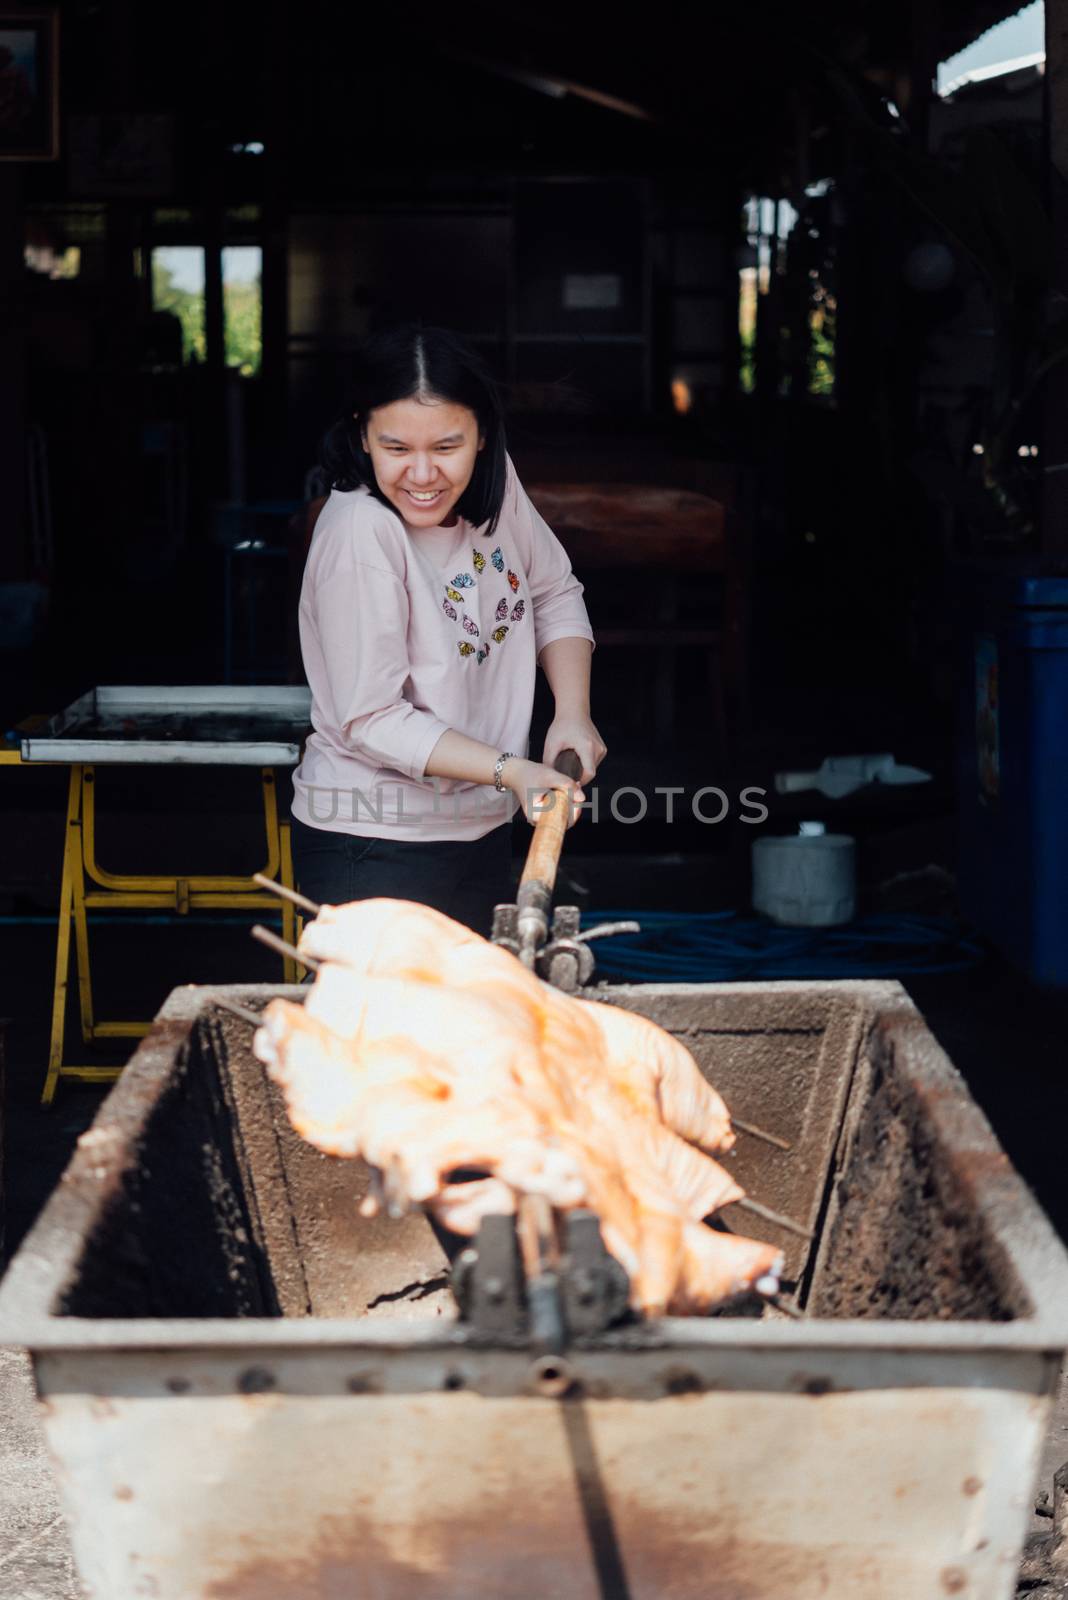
left=2, top=977, right=1067, bottom=1599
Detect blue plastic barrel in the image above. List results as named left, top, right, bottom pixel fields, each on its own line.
left=957, top=572, right=1068, bottom=987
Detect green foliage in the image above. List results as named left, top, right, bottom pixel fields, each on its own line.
left=223, top=279, right=261, bottom=376
left=150, top=258, right=262, bottom=375
left=739, top=330, right=756, bottom=394
left=151, top=258, right=205, bottom=364
left=738, top=268, right=757, bottom=394
left=808, top=293, right=836, bottom=398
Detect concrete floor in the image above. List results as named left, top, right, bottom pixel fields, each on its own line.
left=0, top=1350, right=78, bottom=1599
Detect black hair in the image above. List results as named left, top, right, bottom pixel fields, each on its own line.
left=320, top=325, right=508, bottom=535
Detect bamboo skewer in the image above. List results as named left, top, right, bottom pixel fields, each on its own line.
left=732, top=1118, right=792, bottom=1153
left=251, top=924, right=320, bottom=972
left=252, top=873, right=321, bottom=916
left=734, top=1196, right=813, bottom=1241
left=763, top=1293, right=805, bottom=1320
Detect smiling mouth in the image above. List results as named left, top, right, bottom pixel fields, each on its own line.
left=404, top=488, right=446, bottom=504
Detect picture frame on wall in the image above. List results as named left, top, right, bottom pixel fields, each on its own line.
left=0, top=7, right=59, bottom=162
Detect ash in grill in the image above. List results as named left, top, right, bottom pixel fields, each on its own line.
left=46, top=982, right=1032, bottom=1325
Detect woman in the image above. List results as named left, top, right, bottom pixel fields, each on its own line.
left=291, top=325, right=606, bottom=934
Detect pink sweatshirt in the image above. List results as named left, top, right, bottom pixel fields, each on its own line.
left=291, top=457, right=594, bottom=841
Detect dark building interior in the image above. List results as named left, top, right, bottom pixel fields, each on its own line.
left=2, top=0, right=1068, bottom=1590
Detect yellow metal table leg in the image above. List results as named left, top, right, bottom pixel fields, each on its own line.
left=278, top=814, right=299, bottom=982
left=81, top=762, right=282, bottom=893
left=43, top=769, right=82, bottom=1106
left=260, top=767, right=282, bottom=876
left=279, top=815, right=294, bottom=892
left=42, top=763, right=301, bottom=1100
left=72, top=766, right=95, bottom=1044
left=262, top=771, right=296, bottom=983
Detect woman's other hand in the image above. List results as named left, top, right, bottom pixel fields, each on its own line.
left=502, top=758, right=586, bottom=828
left=542, top=717, right=607, bottom=785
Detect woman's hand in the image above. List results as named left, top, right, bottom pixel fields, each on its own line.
left=542, top=716, right=607, bottom=785
left=502, top=758, right=586, bottom=828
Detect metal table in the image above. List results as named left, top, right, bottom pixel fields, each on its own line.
left=2, top=686, right=311, bottom=1104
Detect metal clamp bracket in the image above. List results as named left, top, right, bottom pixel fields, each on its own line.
left=452, top=1206, right=630, bottom=1346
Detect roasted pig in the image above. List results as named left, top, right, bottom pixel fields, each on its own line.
left=253, top=897, right=783, bottom=1316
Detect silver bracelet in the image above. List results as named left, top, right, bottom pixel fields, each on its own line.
left=493, top=751, right=517, bottom=792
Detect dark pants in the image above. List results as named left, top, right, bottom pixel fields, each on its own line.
left=290, top=814, right=514, bottom=938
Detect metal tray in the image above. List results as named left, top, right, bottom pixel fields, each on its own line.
left=21, top=685, right=312, bottom=765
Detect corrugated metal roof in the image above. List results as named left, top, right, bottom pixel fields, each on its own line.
left=943, top=1, right=1043, bottom=62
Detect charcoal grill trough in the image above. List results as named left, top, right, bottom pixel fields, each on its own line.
left=1, top=976, right=1067, bottom=1600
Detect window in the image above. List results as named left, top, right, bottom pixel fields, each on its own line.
left=151, top=245, right=206, bottom=363
left=738, top=196, right=797, bottom=394
left=222, top=245, right=262, bottom=376
left=149, top=242, right=262, bottom=375
left=799, top=181, right=837, bottom=402
left=738, top=190, right=836, bottom=402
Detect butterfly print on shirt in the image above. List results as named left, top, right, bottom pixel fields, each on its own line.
left=444, top=550, right=523, bottom=665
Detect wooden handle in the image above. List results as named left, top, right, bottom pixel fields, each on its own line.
left=519, top=748, right=582, bottom=895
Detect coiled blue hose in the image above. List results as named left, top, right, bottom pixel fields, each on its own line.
left=579, top=910, right=987, bottom=983
left=0, top=910, right=987, bottom=982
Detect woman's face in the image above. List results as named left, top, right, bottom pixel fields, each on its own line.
left=360, top=396, right=484, bottom=527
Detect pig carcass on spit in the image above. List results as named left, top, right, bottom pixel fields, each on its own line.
left=252, top=898, right=783, bottom=1316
